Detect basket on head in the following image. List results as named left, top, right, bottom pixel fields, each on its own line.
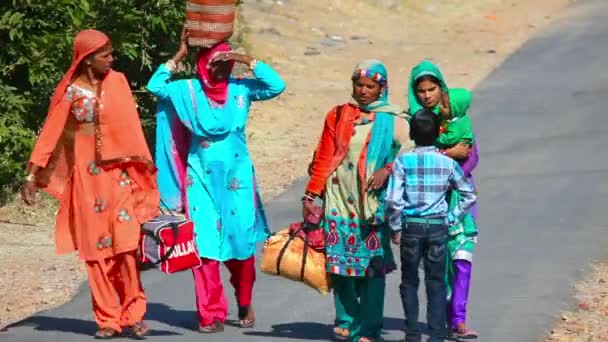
left=186, top=0, right=237, bottom=47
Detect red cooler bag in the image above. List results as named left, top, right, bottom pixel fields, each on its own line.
left=139, top=214, right=202, bottom=273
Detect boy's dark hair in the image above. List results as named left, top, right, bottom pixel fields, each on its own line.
left=410, top=109, right=440, bottom=146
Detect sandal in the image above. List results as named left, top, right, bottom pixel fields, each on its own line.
left=238, top=305, right=255, bottom=328
left=129, top=321, right=150, bottom=340
left=333, top=326, right=350, bottom=340
left=199, top=321, right=225, bottom=333
left=94, top=328, right=120, bottom=340
left=450, top=323, right=478, bottom=339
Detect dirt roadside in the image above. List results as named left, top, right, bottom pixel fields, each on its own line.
left=0, top=0, right=572, bottom=330
left=545, top=263, right=608, bottom=342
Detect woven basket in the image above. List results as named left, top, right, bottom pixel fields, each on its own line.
left=186, top=0, right=236, bottom=47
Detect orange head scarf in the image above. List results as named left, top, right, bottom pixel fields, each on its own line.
left=48, top=29, right=110, bottom=109
left=29, top=29, right=158, bottom=223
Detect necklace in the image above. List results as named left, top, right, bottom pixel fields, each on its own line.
left=356, top=112, right=376, bottom=126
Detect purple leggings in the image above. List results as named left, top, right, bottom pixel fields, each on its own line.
left=449, top=142, right=478, bottom=328
left=448, top=177, right=476, bottom=329
left=448, top=200, right=476, bottom=329
left=448, top=260, right=473, bottom=329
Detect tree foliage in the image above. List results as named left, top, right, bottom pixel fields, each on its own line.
left=0, top=0, right=187, bottom=190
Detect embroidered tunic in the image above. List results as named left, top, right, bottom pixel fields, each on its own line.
left=324, top=122, right=395, bottom=277
left=58, top=84, right=142, bottom=260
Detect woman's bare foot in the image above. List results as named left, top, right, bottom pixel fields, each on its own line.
left=333, top=326, right=350, bottom=339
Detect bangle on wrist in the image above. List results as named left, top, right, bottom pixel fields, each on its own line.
left=249, top=59, right=258, bottom=71
left=384, top=163, right=393, bottom=173
left=165, top=59, right=177, bottom=72
left=301, top=194, right=315, bottom=202
left=301, top=192, right=317, bottom=202
left=25, top=173, right=36, bottom=183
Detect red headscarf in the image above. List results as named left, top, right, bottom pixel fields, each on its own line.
left=29, top=29, right=158, bottom=223
left=196, top=42, right=235, bottom=104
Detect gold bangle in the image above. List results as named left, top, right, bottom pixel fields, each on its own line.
left=25, top=174, right=36, bottom=182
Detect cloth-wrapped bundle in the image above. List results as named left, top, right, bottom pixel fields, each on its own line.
left=186, top=0, right=236, bottom=47
left=287, top=222, right=325, bottom=251
left=260, top=228, right=331, bottom=294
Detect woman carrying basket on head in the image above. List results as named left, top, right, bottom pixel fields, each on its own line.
left=147, top=28, right=285, bottom=333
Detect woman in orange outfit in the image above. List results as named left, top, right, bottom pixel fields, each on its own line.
left=21, top=29, right=159, bottom=340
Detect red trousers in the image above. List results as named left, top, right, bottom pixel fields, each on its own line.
left=85, top=251, right=146, bottom=332
left=192, top=256, right=256, bottom=326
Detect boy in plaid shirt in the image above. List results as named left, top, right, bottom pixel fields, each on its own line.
left=385, top=108, right=477, bottom=342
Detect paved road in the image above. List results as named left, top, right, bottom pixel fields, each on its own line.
left=3, top=1, right=608, bottom=341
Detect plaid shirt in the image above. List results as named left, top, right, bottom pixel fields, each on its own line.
left=386, top=146, right=477, bottom=232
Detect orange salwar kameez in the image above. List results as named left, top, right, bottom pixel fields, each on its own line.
left=28, top=30, right=159, bottom=333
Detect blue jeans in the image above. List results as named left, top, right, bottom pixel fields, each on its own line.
left=399, top=221, right=448, bottom=342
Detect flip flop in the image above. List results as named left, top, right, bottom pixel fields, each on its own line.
left=129, top=321, right=150, bottom=340
left=94, top=328, right=120, bottom=340
left=238, top=305, right=255, bottom=328
left=239, top=318, right=255, bottom=328
left=199, top=321, right=225, bottom=333
left=451, top=324, right=479, bottom=340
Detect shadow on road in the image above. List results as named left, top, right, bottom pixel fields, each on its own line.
left=3, top=316, right=180, bottom=337
left=242, top=317, right=409, bottom=340
left=243, top=322, right=335, bottom=340
left=146, top=302, right=198, bottom=330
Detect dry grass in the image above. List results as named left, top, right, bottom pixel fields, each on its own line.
left=546, top=264, right=608, bottom=342
left=0, top=192, right=56, bottom=227
left=242, top=0, right=569, bottom=200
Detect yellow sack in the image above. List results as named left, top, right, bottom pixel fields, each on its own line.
left=260, top=229, right=331, bottom=295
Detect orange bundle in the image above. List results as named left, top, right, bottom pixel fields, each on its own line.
left=186, top=0, right=236, bottom=47
left=260, top=229, right=331, bottom=295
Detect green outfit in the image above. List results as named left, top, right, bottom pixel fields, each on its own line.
left=407, top=60, right=448, bottom=116
left=333, top=274, right=385, bottom=339
left=408, top=63, right=473, bottom=147
left=325, top=60, right=404, bottom=341
left=437, top=88, right=475, bottom=148
left=443, top=88, right=477, bottom=300
left=407, top=61, right=478, bottom=300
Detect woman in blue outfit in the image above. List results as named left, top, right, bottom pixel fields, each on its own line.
left=147, top=29, right=285, bottom=332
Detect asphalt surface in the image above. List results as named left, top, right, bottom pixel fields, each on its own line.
left=3, top=0, right=608, bottom=341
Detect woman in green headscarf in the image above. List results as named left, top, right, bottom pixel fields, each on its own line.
left=304, top=60, right=413, bottom=342
left=407, top=61, right=480, bottom=339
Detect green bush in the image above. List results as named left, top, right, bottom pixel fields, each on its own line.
left=0, top=0, right=187, bottom=191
